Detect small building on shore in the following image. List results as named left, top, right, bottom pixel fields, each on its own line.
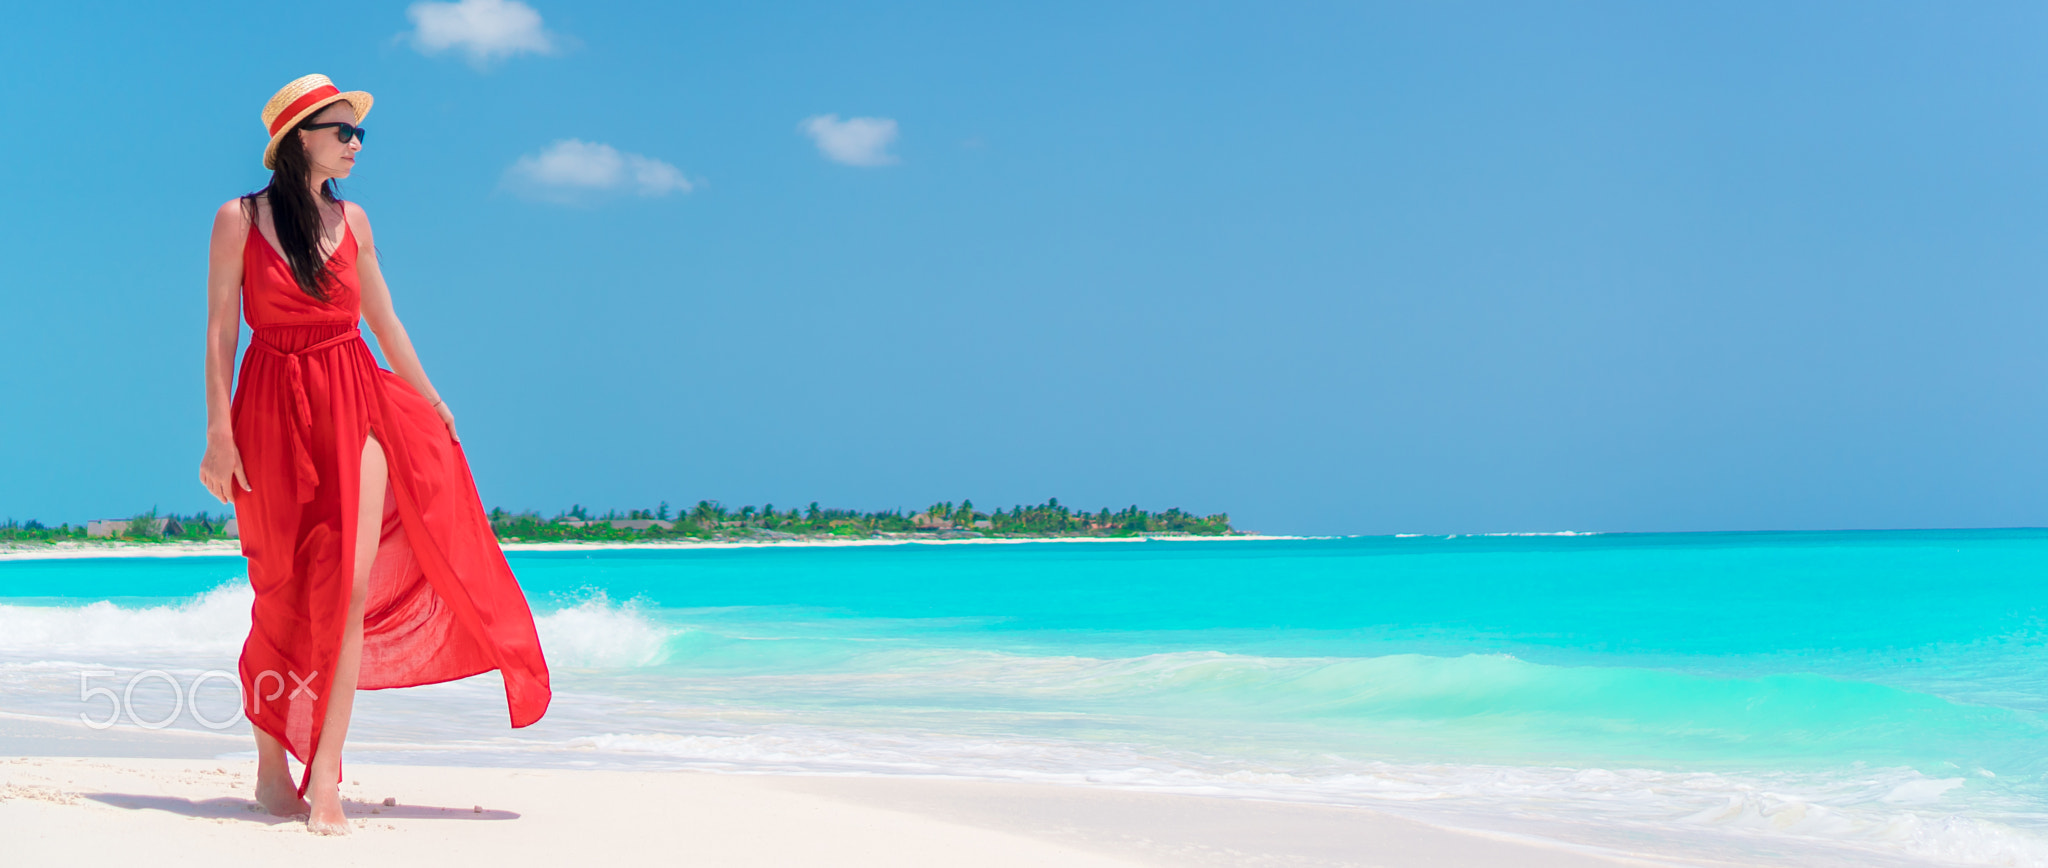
left=87, top=518, right=164, bottom=538
left=86, top=517, right=237, bottom=538
left=557, top=519, right=673, bottom=531
left=606, top=519, right=673, bottom=531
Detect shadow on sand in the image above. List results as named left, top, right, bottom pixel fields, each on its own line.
left=80, top=793, right=519, bottom=822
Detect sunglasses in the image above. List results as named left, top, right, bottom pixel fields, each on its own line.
left=300, top=121, right=368, bottom=145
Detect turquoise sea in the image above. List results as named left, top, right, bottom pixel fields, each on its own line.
left=4, top=532, right=2047, bottom=866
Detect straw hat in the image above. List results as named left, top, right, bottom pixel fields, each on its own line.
left=259, top=74, right=373, bottom=170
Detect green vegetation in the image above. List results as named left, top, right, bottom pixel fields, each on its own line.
left=0, top=518, right=86, bottom=544
left=125, top=508, right=160, bottom=540
left=2, top=499, right=1234, bottom=548
left=0, top=510, right=240, bottom=545
left=491, top=497, right=1234, bottom=542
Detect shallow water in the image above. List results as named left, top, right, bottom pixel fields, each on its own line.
left=4, top=532, right=2047, bottom=866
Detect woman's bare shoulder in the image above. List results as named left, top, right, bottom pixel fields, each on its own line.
left=211, top=198, right=253, bottom=248
left=215, top=197, right=251, bottom=222
left=342, top=200, right=375, bottom=243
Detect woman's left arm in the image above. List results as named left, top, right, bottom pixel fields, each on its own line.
left=350, top=203, right=459, bottom=443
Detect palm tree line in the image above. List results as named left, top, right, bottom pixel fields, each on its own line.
left=0, top=509, right=236, bottom=543
left=489, top=497, right=1234, bottom=541
left=2, top=499, right=1234, bottom=544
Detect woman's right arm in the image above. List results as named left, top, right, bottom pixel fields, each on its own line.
left=199, top=200, right=251, bottom=504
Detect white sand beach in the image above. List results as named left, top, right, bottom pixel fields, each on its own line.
left=0, top=540, right=249, bottom=561
left=0, top=753, right=1667, bottom=868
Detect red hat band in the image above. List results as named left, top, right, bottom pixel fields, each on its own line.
left=269, top=85, right=342, bottom=135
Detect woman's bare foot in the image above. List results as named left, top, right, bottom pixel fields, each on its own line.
left=255, top=774, right=310, bottom=816
left=252, top=727, right=308, bottom=816
left=305, top=782, right=351, bottom=835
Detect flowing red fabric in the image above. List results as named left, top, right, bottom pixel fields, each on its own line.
left=230, top=209, right=550, bottom=796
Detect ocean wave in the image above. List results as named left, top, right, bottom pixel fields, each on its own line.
left=0, top=584, right=250, bottom=661
left=14, top=585, right=2035, bottom=775
left=1482, top=531, right=1600, bottom=537
left=658, top=646, right=2044, bottom=773
left=534, top=593, right=676, bottom=669
left=0, top=583, right=680, bottom=672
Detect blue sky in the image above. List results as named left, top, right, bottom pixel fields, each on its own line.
left=3, top=1, right=2047, bottom=535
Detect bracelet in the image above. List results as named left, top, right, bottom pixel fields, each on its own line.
left=430, top=398, right=445, bottom=410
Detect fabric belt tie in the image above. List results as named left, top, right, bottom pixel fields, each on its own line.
left=250, top=329, right=362, bottom=503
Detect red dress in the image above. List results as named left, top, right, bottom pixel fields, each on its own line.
left=230, top=204, right=550, bottom=795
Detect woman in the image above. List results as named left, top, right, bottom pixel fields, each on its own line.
left=199, top=74, right=552, bottom=835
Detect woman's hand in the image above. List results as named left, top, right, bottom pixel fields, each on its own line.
left=434, top=400, right=460, bottom=443
left=199, top=435, right=250, bottom=504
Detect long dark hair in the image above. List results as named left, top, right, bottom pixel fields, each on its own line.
left=241, top=116, right=344, bottom=302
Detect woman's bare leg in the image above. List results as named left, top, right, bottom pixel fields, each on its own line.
left=253, top=725, right=308, bottom=815
left=305, top=434, right=386, bottom=835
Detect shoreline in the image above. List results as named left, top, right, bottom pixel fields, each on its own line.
left=0, top=753, right=1665, bottom=868
left=0, top=533, right=1297, bottom=563
left=0, top=714, right=1659, bottom=868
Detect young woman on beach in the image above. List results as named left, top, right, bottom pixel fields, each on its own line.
left=197, top=74, right=552, bottom=835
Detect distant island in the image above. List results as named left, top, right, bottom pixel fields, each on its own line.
left=0, top=499, right=1236, bottom=547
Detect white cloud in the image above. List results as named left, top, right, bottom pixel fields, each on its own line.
left=800, top=115, right=900, bottom=167
left=408, top=0, right=556, bottom=67
left=504, top=140, right=693, bottom=204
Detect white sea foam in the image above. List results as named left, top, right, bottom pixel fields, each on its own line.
left=321, top=720, right=2048, bottom=868
left=0, top=583, right=678, bottom=671
left=0, top=584, right=251, bottom=662
left=1883, top=778, right=1968, bottom=805
left=533, top=594, right=675, bottom=669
